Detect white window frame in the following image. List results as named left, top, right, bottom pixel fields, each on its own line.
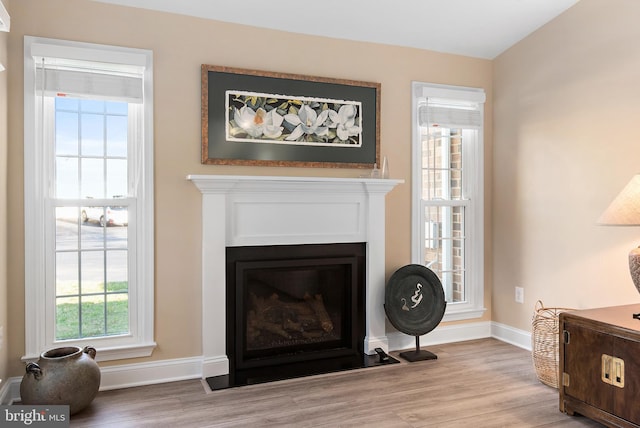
left=23, top=36, right=155, bottom=361
left=411, top=82, right=486, bottom=322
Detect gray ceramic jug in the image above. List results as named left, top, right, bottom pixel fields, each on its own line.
left=20, top=346, right=101, bottom=415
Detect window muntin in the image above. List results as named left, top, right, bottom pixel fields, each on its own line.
left=55, top=203, right=129, bottom=340
left=422, top=127, right=468, bottom=303
left=53, top=98, right=130, bottom=341
left=423, top=204, right=466, bottom=303
left=412, top=82, right=485, bottom=321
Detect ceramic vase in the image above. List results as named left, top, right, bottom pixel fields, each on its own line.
left=20, top=346, right=101, bottom=415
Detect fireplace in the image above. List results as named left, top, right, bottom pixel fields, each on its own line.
left=188, top=175, right=402, bottom=385
left=226, top=243, right=366, bottom=386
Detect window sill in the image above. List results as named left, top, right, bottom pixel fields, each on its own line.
left=22, top=342, right=157, bottom=363
left=442, top=307, right=487, bottom=322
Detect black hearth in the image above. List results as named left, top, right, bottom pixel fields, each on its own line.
left=221, top=243, right=367, bottom=387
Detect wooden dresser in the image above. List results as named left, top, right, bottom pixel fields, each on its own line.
left=559, top=304, right=640, bottom=428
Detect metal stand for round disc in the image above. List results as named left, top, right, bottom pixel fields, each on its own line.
left=399, top=335, right=437, bottom=362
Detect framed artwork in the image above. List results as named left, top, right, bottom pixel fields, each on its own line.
left=201, top=65, right=380, bottom=168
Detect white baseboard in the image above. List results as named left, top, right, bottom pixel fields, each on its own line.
left=2, top=356, right=204, bottom=403
left=0, top=379, right=8, bottom=404
left=491, top=321, right=532, bottom=351
left=364, top=335, right=389, bottom=354
left=388, top=320, right=493, bottom=351
left=201, top=355, right=229, bottom=379
left=2, top=321, right=532, bottom=402
left=99, top=356, right=203, bottom=391
left=1, top=377, right=21, bottom=405
left=388, top=321, right=531, bottom=353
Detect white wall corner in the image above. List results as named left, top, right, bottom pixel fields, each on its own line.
left=0, top=1, right=10, bottom=32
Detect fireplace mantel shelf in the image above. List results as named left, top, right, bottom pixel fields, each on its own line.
left=187, top=174, right=403, bottom=194
left=188, top=174, right=402, bottom=379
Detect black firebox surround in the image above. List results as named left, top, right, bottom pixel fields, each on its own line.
left=210, top=243, right=379, bottom=389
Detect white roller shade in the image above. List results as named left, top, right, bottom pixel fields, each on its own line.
left=35, top=58, right=144, bottom=103
left=418, top=99, right=483, bottom=129
left=415, top=83, right=485, bottom=129
left=30, top=40, right=147, bottom=103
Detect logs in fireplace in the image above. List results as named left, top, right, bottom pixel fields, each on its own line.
left=247, top=290, right=336, bottom=347
left=224, top=243, right=366, bottom=387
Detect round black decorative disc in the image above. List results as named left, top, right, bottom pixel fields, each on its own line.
left=384, top=264, right=447, bottom=336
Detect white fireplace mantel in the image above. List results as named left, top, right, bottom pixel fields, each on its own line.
left=188, top=174, right=402, bottom=379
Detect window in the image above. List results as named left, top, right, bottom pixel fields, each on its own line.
left=24, top=36, right=155, bottom=361
left=411, top=82, right=486, bottom=321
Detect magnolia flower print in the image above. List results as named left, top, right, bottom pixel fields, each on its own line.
left=283, top=105, right=330, bottom=141
left=226, top=90, right=362, bottom=147
left=327, top=104, right=362, bottom=141
left=233, top=106, right=284, bottom=139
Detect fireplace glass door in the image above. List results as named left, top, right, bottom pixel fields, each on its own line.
left=226, top=243, right=365, bottom=385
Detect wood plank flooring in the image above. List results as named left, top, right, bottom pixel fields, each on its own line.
left=70, top=338, right=604, bottom=427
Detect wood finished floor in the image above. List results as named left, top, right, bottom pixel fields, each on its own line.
left=70, top=338, right=604, bottom=427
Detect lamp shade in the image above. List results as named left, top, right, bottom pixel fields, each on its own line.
left=597, top=175, right=640, bottom=225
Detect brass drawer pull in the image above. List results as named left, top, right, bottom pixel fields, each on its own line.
left=613, top=357, right=625, bottom=388
left=601, top=354, right=624, bottom=388
left=601, top=354, right=612, bottom=384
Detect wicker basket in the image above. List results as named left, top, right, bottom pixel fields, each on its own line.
left=531, top=300, right=573, bottom=388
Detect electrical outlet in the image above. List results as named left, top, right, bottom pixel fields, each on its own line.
left=515, top=287, right=524, bottom=304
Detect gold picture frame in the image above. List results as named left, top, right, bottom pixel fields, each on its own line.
left=201, top=65, right=380, bottom=168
